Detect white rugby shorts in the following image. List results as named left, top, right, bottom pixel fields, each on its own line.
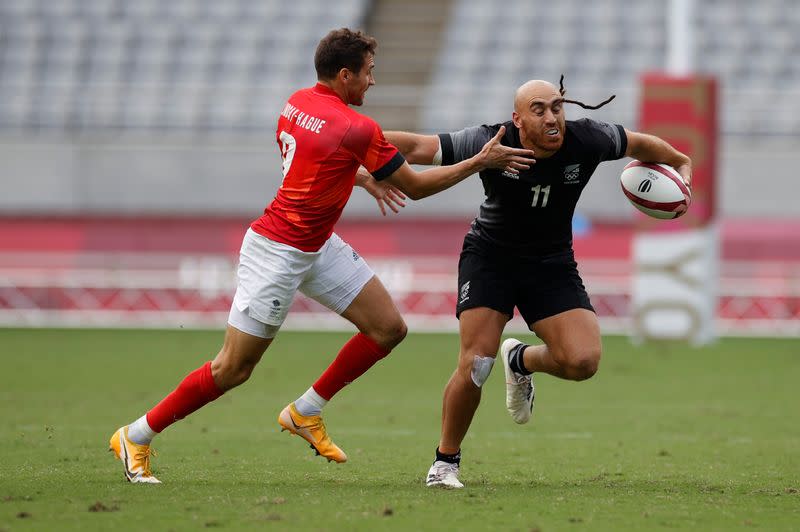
left=227, top=228, right=374, bottom=338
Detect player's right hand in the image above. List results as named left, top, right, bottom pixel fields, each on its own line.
left=356, top=167, right=407, bottom=216
left=478, top=125, right=536, bottom=174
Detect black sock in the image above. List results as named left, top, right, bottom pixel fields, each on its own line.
left=508, top=343, right=532, bottom=375
left=435, top=447, right=461, bottom=465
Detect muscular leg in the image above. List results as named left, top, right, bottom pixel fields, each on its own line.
left=521, top=308, right=602, bottom=381
left=144, top=325, right=272, bottom=435
left=210, top=325, right=274, bottom=390
left=281, top=276, right=406, bottom=463
left=438, top=307, right=507, bottom=454
left=299, top=275, right=407, bottom=405
left=340, top=275, right=407, bottom=351
left=112, top=324, right=273, bottom=483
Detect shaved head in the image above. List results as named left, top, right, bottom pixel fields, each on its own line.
left=512, top=79, right=566, bottom=157
left=514, top=80, right=561, bottom=113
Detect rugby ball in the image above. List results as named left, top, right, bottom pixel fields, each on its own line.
left=620, top=161, right=691, bottom=219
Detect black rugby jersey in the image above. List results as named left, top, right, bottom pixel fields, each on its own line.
left=438, top=118, right=627, bottom=257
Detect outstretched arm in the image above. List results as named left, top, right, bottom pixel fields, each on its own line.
left=384, top=131, right=441, bottom=165
left=383, top=126, right=535, bottom=200
left=625, top=129, right=692, bottom=186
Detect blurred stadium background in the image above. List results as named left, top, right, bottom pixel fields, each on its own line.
left=1, top=0, right=798, bottom=337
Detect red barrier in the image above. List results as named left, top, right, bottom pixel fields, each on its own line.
left=638, top=73, right=718, bottom=228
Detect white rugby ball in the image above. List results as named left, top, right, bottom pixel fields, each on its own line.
left=620, top=161, right=691, bottom=219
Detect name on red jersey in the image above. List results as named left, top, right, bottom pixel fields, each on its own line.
left=280, top=102, right=326, bottom=134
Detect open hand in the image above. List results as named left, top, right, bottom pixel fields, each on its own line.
left=478, top=125, right=536, bottom=174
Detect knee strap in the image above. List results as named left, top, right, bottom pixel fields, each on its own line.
left=470, top=355, right=495, bottom=387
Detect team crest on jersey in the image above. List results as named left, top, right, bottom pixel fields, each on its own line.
left=268, top=299, right=282, bottom=320
left=459, top=281, right=471, bottom=304
left=563, top=164, right=581, bottom=183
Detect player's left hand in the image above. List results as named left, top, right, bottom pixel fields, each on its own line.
left=356, top=167, right=407, bottom=215
left=479, top=125, right=536, bottom=174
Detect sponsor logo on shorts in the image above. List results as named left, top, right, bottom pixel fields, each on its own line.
left=352, top=250, right=360, bottom=261
left=459, top=281, right=470, bottom=304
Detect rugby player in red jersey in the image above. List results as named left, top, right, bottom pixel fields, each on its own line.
left=108, top=28, right=535, bottom=483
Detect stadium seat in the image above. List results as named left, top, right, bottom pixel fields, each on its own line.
left=0, top=0, right=797, bottom=139
left=422, top=0, right=800, bottom=138
left=0, top=0, right=368, bottom=134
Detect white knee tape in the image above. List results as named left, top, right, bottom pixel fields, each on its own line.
left=470, top=355, right=495, bottom=387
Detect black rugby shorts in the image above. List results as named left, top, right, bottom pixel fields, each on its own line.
left=455, top=235, right=594, bottom=325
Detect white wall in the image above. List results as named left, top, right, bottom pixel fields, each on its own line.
left=0, top=136, right=797, bottom=220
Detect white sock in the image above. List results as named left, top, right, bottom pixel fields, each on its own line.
left=126, top=415, right=157, bottom=445
left=294, top=387, right=328, bottom=416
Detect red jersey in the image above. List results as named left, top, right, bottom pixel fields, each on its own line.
left=251, top=83, right=404, bottom=252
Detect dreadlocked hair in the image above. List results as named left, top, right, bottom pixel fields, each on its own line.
left=559, top=74, right=616, bottom=110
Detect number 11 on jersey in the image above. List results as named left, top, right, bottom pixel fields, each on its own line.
left=531, top=185, right=551, bottom=207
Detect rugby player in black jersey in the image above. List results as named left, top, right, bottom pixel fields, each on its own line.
left=372, top=78, right=691, bottom=488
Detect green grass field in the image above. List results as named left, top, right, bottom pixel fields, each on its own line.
left=1, top=328, right=798, bottom=531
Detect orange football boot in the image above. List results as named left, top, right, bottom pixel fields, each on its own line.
left=278, top=403, right=347, bottom=463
